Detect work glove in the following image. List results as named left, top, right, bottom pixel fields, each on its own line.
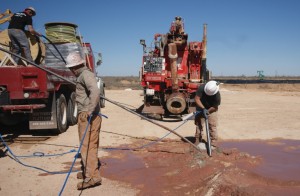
left=80, top=112, right=90, bottom=122
left=202, top=108, right=209, bottom=119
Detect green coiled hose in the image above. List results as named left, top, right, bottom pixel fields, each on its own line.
left=45, top=23, right=78, bottom=43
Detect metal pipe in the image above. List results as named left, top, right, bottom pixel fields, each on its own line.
left=102, top=95, right=202, bottom=153
left=202, top=24, right=207, bottom=59
left=201, top=24, right=207, bottom=81
left=204, top=116, right=212, bottom=156
left=168, top=43, right=178, bottom=91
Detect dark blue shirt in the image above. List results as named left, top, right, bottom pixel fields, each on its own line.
left=8, top=12, right=32, bottom=31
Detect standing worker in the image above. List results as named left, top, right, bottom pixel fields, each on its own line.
left=194, top=80, right=221, bottom=148
left=7, top=7, right=41, bottom=65
left=66, top=52, right=102, bottom=190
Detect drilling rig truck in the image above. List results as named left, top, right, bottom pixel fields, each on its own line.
left=139, top=16, right=210, bottom=119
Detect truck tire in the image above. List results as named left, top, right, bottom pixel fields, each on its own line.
left=100, top=88, right=105, bottom=108
left=56, top=94, right=68, bottom=133
left=67, top=92, right=78, bottom=125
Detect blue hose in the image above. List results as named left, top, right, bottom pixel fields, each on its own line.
left=58, top=114, right=92, bottom=195
left=0, top=133, right=78, bottom=175
left=15, top=149, right=76, bottom=158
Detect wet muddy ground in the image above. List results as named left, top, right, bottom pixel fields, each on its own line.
left=100, top=139, right=300, bottom=195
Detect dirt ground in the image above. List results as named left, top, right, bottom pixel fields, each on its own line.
left=0, top=83, right=300, bottom=195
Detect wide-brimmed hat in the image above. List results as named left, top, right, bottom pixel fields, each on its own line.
left=66, top=52, right=86, bottom=68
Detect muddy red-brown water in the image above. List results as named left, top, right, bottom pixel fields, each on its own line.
left=101, top=139, right=300, bottom=195
left=220, top=139, right=300, bottom=181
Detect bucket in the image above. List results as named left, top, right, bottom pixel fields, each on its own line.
left=45, top=22, right=78, bottom=43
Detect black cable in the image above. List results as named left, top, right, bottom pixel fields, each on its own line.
left=40, top=34, right=67, bottom=64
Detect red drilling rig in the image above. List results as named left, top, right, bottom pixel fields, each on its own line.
left=139, top=16, right=210, bottom=119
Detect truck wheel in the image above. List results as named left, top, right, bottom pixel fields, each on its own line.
left=67, top=92, right=78, bottom=125
left=100, top=88, right=105, bottom=108
left=56, top=94, right=68, bottom=133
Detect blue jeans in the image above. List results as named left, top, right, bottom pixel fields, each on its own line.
left=8, top=29, right=33, bottom=64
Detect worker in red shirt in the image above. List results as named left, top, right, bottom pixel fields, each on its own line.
left=7, top=7, right=41, bottom=66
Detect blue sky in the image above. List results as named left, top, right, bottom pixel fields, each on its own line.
left=1, top=0, right=300, bottom=76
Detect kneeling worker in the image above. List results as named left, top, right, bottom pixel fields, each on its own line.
left=194, top=80, right=221, bottom=147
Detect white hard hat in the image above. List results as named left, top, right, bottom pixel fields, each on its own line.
left=204, top=80, right=219, bottom=96
left=66, top=52, right=85, bottom=68
left=25, top=7, right=36, bottom=16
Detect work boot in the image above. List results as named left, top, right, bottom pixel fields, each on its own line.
left=77, top=172, right=85, bottom=179
left=194, top=125, right=202, bottom=145
left=77, top=178, right=102, bottom=190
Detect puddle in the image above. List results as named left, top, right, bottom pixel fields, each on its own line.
left=100, top=143, right=201, bottom=195
left=101, top=140, right=300, bottom=195
left=220, top=139, right=300, bottom=181
left=101, top=150, right=164, bottom=191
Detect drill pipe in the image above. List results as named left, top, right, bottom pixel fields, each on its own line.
left=103, top=96, right=202, bottom=153
left=201, top=24, right=207, bottom=81
left=168, top=43, right=179, bottom=91
left=204, top=116, right=212, bottom=156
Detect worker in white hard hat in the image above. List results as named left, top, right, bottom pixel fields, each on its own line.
left=194, top=80, right=221, bottom=148
left=66, top=52, right=102, bottom=190
left=7, top=7, right=41, bottom=66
